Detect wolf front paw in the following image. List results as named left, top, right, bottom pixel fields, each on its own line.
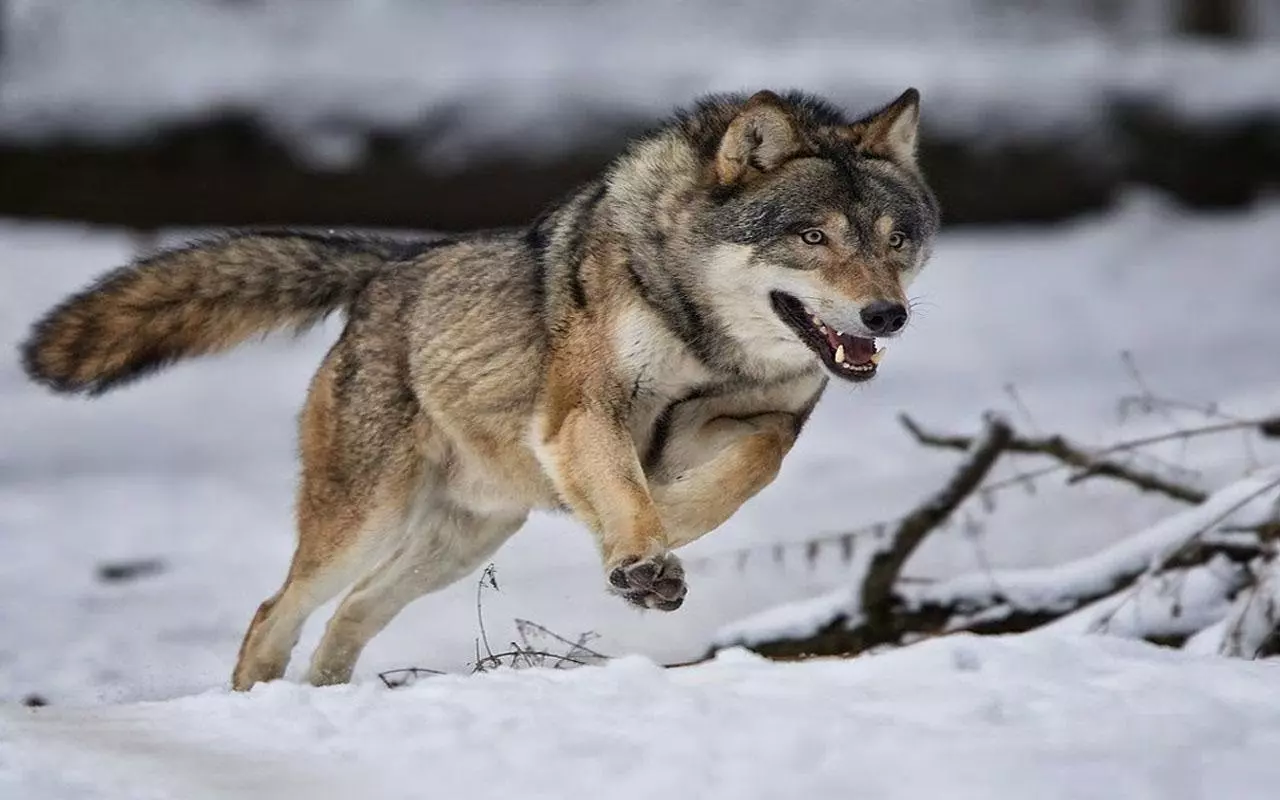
left=607, top=552, right=686, bottom=611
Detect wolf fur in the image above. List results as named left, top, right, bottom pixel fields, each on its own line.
left=21, top=89, right=939, bottom=688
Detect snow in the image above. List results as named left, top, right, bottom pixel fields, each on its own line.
left=712, top=586, right=860, bottom=649
left=923, top=470, right=1280, bottom=612
left=1186, top=559, right=1280, bottom=657
left=3, top=634, right=1280, bottom=799
left=1042, top=557, right=1247, bottom=640
left=2, top=1, right=1279, bottom=166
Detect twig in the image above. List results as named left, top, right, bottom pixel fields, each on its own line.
left=977, top=415, right=1280, bottom=498
left=1119, top=351, right=1182, bottom=439
left=514, top=619, right=609, bottom=665
left=901, top=414, right=1208, bottom=504
left=1115, top=361, right=1263, bottom=472
left=378, top=667, right=445, bottom=689
left=1003, top=383, right=1041, bottom=434
left=475, top=564, right=499, bottom=664
left=472, top=650, right=594, bottom=672
left=861, top=414, right=1012, bottom=626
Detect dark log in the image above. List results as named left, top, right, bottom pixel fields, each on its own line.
left=1176, top=0, right=1245, bottom=40
left=0, top=103, right=1275, bottom=231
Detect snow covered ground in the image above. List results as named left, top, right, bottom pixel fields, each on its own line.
left=3, top=0, right=1278, bottom=167
left=4, top=635, right=1280, bottom=799
left=3, top=193, right=1280, bottom=709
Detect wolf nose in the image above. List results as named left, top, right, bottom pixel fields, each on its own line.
left=860, top=301, right=908, bottom=335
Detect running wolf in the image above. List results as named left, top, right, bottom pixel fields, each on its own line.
left=21, top=88, right=940, bottom=688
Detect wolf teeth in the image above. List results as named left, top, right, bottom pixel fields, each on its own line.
left=869, top=348, right=885, bottom=365
left=834, top=344, right=845, bottom=364
left=839, top=359, right=876, bottom=373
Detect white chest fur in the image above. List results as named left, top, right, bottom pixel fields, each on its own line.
left=611, top=303, right=714, bottom=444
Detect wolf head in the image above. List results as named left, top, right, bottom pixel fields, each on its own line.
left=619, top=89, right=940, bottom=384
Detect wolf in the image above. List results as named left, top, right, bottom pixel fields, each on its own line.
left=21, top=88, right=939, bottom=689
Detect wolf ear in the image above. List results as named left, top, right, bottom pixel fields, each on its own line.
left=841, top=88, right=921, bottom=167
left=715, top=91, right=807, bottom=185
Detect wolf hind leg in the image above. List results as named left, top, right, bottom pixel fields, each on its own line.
left=306, top=505, right=526, bottom=686
left=231, top=521, right=380, bottom=691
left=232, top=338, right=419, bottom=691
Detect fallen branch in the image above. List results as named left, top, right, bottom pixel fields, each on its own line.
left=900, top=413, right=1208, bottom=504
left=975, top=414, right=1280, bottom=499
left=726, top=470, right=1280, bottom=661
left=860, top=414, right=1012, bottom=632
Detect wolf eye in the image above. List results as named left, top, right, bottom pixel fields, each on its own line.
left=800, top=229, right=826, bottom=245
left=888, top=231, right=908, bottom=249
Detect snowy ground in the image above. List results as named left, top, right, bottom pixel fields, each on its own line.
left=3, top=193, right=1280, bottom=710
left=5, top=635, right=1280, bottom=799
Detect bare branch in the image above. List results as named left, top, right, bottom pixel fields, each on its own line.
left=475, top=564, right=499, bottom=663
left=861, top=414, right=1012, bottom=628
left=473, top=650, right=595, bottom=672
left=514, top=618, right=609, bottom=666
left=900, top=413, right=1208, bottom=504
left=964, top=415, right=1280, bottom=500
left=378, top=667, right=445, bottom=689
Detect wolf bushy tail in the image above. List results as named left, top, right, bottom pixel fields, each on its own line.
left=21, top=232, right=404, bottom=395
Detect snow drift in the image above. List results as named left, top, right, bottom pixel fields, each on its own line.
left=3, top=635, right=1280, bottom=800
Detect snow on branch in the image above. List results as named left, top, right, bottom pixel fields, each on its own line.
left=1185, top=556, right=1280, bottom=658
left=908, top=469, right=1280, bottom=618
left=715, top=404, right=1280, bottom=661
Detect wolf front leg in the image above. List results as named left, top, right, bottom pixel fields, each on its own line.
left=538, top=387, right=687, bottom=611
left=648, top=411, right=799, bottom=549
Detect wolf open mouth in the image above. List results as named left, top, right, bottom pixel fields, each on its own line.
left=769, top=291, right=881, bottom=382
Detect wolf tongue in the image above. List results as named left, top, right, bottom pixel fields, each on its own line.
left=841, top=335, right=877, bottom=365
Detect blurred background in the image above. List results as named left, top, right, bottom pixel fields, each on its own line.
left=2, top=0, right=1277, bottom=229
left=1, top=0, right=1278, bottom=704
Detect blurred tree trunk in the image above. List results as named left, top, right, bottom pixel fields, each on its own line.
left=1176, top=0, right=1245, bottom=39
